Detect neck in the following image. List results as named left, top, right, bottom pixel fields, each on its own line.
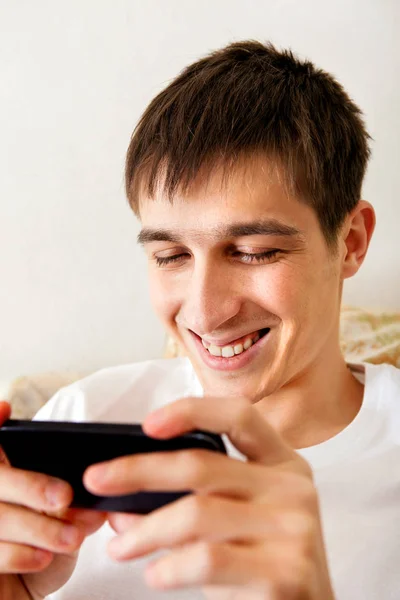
left=255, top=349, right=365, bottom=450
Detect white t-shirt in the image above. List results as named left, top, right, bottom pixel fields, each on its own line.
left=33, top=357, right=400, bottom=600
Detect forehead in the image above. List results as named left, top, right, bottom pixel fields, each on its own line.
left=138, top=156, right=318, bottom=238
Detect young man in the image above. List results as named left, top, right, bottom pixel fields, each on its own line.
left=1, top=40, right=399, bottom=600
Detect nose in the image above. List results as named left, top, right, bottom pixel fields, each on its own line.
left=179, top=257, right=242, bottom=336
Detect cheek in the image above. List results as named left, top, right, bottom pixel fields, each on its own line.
left=252, top=268, right=308, bottom=318
left=148, top=272, right=181, bottom=327
left=280, top=259, right=340, bottom=339
left=253, top=260, right=333, bottom=339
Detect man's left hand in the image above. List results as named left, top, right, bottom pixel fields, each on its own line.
left=84, top=396, right=335, bottom=599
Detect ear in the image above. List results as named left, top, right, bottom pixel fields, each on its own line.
left=341, top=200, right=376, bottom=280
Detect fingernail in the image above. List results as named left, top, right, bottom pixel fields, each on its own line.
left=34, top=549, right=52, bottom=564
left=45, top=480, right=69, bottom=507
left=61, top=525, right=80, bottom=546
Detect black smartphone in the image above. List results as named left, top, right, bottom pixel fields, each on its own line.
left=0, top=420, right=227, bottom=514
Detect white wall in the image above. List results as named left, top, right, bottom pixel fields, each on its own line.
left=0, top=0, right=399, bottom=380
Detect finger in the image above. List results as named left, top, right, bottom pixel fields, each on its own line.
left=0, top=502, right=84, bottom=554
left=143, top=539, right=308, bottom=592
left=143, top=396, right=298, bottom=467
left=84, top=448, right=275, bottom=498
left=107, top=494, right=313, bottom=561
left=0, top=464, right=73, bottom=512
left=107, top=512, right=145, bottom=534
left=63, top=508, right=108, bottom=536
left=0, top=541, right=53, bottom=574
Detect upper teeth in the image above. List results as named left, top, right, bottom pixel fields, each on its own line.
left=202, top=332, right=260, bottom=358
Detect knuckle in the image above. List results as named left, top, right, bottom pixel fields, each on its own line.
left=0, top=466, right=35, bottom=506
left=298, top=512, right=316, bottom=540
left=281, top=472, right=318, bottom=512
left=292, top=530, right=316, bottom=564
left=39, top=517, right=71, bottom=549
left=33, top=513, right=81, bottom=551
left=44, top=520, right=64, bottom=546
left=23, top=473, right=50, bottom=507
left=2, top=544, right=23, bottom=571
left=296, top=481, right=319, bottom=512
left=272, top=509, right=315, bottom=539
left=196, top=541, right=229, bottom=579
left=272, top=557, right=313, bottom=600
left=275, top=468, right=300, bottom=489
left=181, top=494, right=208, bottom=531
left=2, top=544, right=38, bottom=572
left=180, top=450, right=209, bottom=487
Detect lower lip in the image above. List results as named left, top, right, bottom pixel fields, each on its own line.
left=190, top=330, right=271, bottom=372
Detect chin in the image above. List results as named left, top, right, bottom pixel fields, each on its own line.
left=193, top=367, right=267, bottom=402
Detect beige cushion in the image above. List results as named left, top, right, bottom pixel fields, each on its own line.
left=339, top=306, right=400, bottom=367
left=7, top=371, right=87, bottom=420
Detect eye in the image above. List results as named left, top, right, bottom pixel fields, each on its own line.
left=233, top=249, right=281, bottom=264
left=154, top=253, right=189, bottom=267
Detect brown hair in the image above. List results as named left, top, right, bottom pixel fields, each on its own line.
left=125, top=40, right=371, bottom=248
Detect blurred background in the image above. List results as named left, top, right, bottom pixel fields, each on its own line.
left=0, top=0, right=399, bottom=380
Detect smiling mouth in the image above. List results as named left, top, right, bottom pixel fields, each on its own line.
left=196, top=328, right=270, bottom=358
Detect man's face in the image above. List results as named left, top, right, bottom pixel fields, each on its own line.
left=138, top=157, right=344, bottom=401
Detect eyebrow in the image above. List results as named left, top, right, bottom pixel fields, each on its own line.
left=137, top=219, right=304, bottom=245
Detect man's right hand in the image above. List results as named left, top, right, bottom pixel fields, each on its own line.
left=0, top=401, right=106, bottom=600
